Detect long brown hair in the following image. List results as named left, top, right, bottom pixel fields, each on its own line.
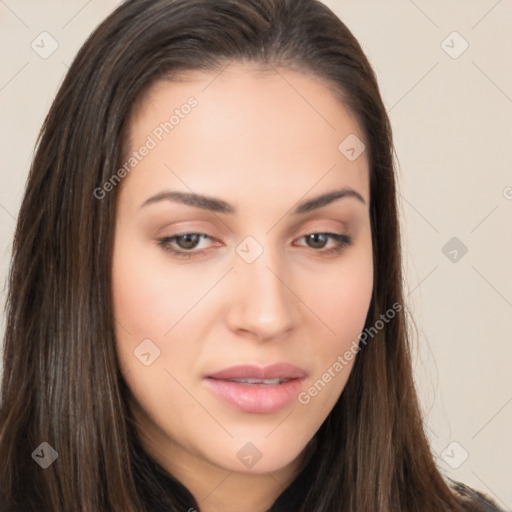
left=0, top=1, right=493, bottom=510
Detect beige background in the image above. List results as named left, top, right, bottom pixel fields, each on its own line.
left=1, top=0, right=511, bottom=508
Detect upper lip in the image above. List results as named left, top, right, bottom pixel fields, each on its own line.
left=206, top=363, right=308, bottom=381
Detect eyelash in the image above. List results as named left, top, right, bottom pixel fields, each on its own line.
left=157, top=232, right=353, bottom=259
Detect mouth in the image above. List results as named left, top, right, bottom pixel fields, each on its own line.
left=204, top=363, right=307, bottom=414
left=206, top=362, right=307, bottom=381
left=217, top=377, right=291, bottom=385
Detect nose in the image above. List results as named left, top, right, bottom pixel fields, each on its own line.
left=226, top=249, right=300, bottom=342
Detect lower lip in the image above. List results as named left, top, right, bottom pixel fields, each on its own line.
left=204, top=377, right=305, bottom=414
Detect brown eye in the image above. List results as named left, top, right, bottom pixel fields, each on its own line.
left=157, top=233, right=215, bottom=258
left=305, top=233, right=329, bottom=249
left=295, top=232, right=352, bottom=256
left=174, top=233, right=203, bottom=250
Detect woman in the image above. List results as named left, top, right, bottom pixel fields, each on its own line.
left=0, top=0, right=504, bottom=511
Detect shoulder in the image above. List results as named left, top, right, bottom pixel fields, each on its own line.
left=451, top=480, right=507, bottom=512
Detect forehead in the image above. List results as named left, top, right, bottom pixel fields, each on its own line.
left=120, top=62, right=369, bottom=207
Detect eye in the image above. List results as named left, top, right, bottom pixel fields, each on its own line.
left=294, top=232, right=352, bottom=255
left=157, top=231, right=352, bottom=260
left=157, top=233, right=217, bottom=258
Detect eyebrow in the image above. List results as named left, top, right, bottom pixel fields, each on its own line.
left=140, top=187, right=366, bottom=214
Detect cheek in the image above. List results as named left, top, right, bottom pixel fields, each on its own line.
left=113, top=269, right=172, bottom=340
left=311, top=270, right=372, bottom=335
left=303, top=239, right=373, bottom=345
left=297, top=237, right=373, bottom=400
left=111, top=238, right=202, bottom=419
left=111, top=232, right=225, bottom=397
left=111, top=234, right=187, bottom=381
left=111, top=235, right=210, bottom=339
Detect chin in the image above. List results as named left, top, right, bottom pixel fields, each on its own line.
left=205, top=433, right=311, bottom=476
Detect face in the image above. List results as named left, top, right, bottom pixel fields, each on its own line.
left=112, top=63, right=373, bottom=479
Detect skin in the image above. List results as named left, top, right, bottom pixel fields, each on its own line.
left=112, top=62, right=373, bottom=512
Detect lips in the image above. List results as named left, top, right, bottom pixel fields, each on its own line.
left=204, top=363, right=307, bottom=414
left=207, top=363, right=307, bottom=381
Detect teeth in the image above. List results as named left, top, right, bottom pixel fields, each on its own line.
left=229, top=378, right=288, bottom=385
